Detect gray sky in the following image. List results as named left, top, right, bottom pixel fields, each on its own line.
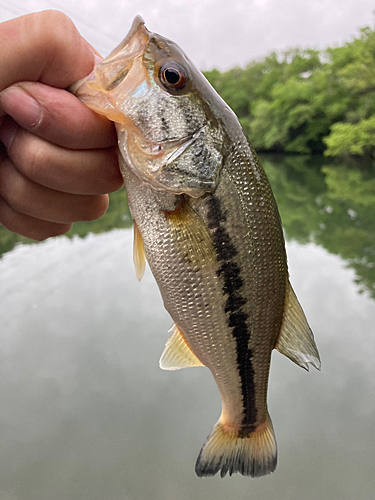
left=0, top=0, right=374, bottom=70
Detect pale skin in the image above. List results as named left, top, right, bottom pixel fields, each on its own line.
left=0, top=10, right=123, bottom=241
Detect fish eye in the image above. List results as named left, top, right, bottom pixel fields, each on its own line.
left=159, top=62, right=187, bottom=91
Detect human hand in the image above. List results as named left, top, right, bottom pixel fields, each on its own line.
left=0, top=11, right=123, bottom=241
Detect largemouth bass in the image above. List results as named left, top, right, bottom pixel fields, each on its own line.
left=72, top=16, right=321, bottom=478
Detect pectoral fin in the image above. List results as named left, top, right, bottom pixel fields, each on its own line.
left=133, top=221, right=146, bottom=281
left=159, top=323, right=205, bottom=370
left=166, top=196, right=216, bottom=270
left=275, top=282, right=321, bottom=371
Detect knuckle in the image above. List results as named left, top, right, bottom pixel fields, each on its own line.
left=35, top=11, right=93, bottom=86
left=0, top=160, right=30, bottom=214
left=46, top=223, right=72, bottom=238
left=0, top=194, right=72, bottom=241
left=13, top=132, right=47, bottom=179
left=27, top=232, right=50, bottom=242
left=84, top=195, right=109, bottom=221
left=37, top=10, right=77, bottom=42
left=25, top=144, right=49, bottom=181
left=16, top=132, right=44, bottom=170
left=0, top=197, right=18, bottom=231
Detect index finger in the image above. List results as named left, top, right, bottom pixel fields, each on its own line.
left=0, top=10, right=95, bottom=92
left=0, top=82, right=117, bottom=149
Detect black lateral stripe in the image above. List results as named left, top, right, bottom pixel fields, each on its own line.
left=207, top=196, right=257, bottom=433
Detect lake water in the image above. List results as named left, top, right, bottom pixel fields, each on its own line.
left=0, top=155, right=374, bottom=500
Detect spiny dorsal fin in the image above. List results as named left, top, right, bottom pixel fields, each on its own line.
left=159, top=323, right=205, bottom=370
left=133, top=221, right=146, bottom=281
left=275, top=282, right=321, bottom=371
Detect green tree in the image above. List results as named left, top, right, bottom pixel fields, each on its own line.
left=324, top=27, right=375, bottom=157
left=205, top=23, right=375, bottom=158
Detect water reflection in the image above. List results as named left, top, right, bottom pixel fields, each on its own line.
left=260, top=155, right=375, bottom=298
left=1, top=154, right=374, bottom=297
left=0, top=155, right=375, bottom=499
left=0, top=229, right=375, bottom=500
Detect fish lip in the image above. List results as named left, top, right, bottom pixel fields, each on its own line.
left=105, top=15, right=149, bottom=60
left=94, top=18, right=150, bottom=92
left=71, top=16, right=150, bottom=97
left=114, top=16, right=148, bottom=52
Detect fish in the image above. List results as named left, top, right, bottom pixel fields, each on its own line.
left=71, top=16, right=321, bottom=478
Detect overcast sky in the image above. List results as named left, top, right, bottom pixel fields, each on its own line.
left=0, top=0, right=374, bottom=70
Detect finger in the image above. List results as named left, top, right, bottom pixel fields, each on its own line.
left=0, top=82, right=117, bottom=149
left=0, top=11, right=95, bottom=92
left=0, top=158, right=109, bottom=224
left=0, top=195, right=72, bottom=241
left=0, top=118, right=123, bottom=195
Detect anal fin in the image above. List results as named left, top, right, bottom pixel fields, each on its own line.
left=275, top=281, right=321, bottom=371
left=159, top=323, right=205, bottom=370
left=133, top=220, right=146, bottom=281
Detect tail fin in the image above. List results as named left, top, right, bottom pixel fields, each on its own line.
left=195, top=413, right=277, bottom=478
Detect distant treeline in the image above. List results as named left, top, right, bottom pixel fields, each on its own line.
left=204, top=25, right=375, bottom=158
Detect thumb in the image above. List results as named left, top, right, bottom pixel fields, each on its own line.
left=0, top=10, right=95, bottom=92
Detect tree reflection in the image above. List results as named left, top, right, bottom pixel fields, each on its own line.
left=260, top=154, right=375, bottom=298
left=1, top=156, right=374, bottom=299
left=0, top=188, right=132, bottom=257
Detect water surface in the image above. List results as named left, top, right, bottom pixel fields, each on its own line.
left=0, top=155, right=374, bottom=500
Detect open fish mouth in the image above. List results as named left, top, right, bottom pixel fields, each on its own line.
left=72, top=16, right=223, bottom=197
left=72, top=16, right=200, bottom=190
left=71, top=16, right=149, bottom=96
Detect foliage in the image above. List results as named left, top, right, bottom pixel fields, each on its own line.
left=204, top=24, right=375, bottom=158
left=324, top=116, right=375, bottom=156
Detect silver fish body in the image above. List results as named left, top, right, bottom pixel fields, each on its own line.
left=72, top=16, right=321, bottom=478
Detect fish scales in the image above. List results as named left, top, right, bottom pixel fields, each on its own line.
left=198, top=140, right=288, bottom=432
left=72, top=15, right=321, bottom=478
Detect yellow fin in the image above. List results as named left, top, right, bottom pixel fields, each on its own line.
left=275, top=282, right=321, bottom=371
left=166, top=197, right=216, bottom=270
left=159, top=323, right=204, bottom=370
left=133, top=221, right=146, bottom=281
left=195, top=412, right=277, bottom=477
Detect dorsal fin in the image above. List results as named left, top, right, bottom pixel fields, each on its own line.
left=159, top=323, right=205, bottom=370
left=275, top=282, right=321, bottom=371
left=133, top=221, right=146, bottom=281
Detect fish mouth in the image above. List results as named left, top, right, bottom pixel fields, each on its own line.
left=93, top=16, right=150, bottom=92
left=71, top=16, right=150, bottom=104
left=73, top=17, right=203, bottom=194
left=72, top=18, right=217, bottom=197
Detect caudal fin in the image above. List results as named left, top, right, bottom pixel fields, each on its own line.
left=195, top=413, right=277, bottom=478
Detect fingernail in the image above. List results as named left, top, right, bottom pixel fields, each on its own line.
left=0, top=117, right=18, bottom=150
left=0, top=86, right=42, bottom=128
